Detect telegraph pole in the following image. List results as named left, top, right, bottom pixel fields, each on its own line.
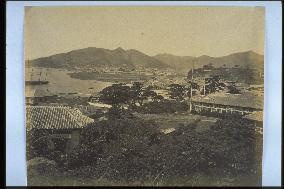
left=203, top=78, right=206, bottom=96
left=190, top=61, right=194, bottom=98
left=189, top=61, right=194, bottom=113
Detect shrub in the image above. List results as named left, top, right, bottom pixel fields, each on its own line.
left=66, top=113, right=261, bottom=185
left=27, top=157, right=58, bottom=177
left=27, top=130, right=53, bottom=160
left=137, top=100, right=189, bottom=114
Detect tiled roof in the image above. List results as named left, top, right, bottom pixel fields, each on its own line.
left=191, top=92, right=263, bottom=109
left=26, top=106, right=94, bottom=131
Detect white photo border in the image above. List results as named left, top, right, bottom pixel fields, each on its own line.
left=6, top=1, right=282, bottom=186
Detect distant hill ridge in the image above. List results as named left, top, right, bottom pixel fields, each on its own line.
left=27, top=47, right=264, bottom=72
left=27, top=47, right=168, bottom=69
left=154, top=50, right=264, bottom=72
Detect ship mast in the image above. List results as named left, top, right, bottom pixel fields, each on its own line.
left=29, top=59, right=33, bottom=81
left=204, top=78, right=206, bottom=96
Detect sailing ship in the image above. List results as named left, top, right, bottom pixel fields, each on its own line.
left=25, top=59, right=49, bottom=85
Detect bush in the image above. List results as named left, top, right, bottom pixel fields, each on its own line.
left=66, top=116, right=162, bottom=181
left=27, top=157, right=58, bottom=178
left=66, top=113, right=261, bottom=185
left=207, top=117, right=261, bottom=176
left=27, top=130, right=53, bottom=160
left=137, top=100, right=189, bottom=114
left=107, top=105, right=134, bottom=119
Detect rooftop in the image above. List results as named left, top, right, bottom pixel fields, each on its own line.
left=26, top=106, right=94, bottom=131
left=243, top=111, right=263, bottom=122
left=191, top=92, right=263, bottom=109
left=88, top=102, right=112, bottom=108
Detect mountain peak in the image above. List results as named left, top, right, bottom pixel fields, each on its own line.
left=29, top=46, right=169, bottom=69
left=114, top=47, right=125, bottom=51
left=198, top=55, right=211, bottom=58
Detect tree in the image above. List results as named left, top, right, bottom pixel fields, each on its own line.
left=169, top=84, right=186, bottom=101
left=186, top=81, right=200, bottom=98
left=153, top=94, right=164, bottom=102
left=129, top=82, right=144, bottom=106
left=143, top=87, right=158, bottom=101
left=99, top=83, right=131, bottom=105
left=227, top=85, right=241, bottom=94
left=203, top=63, right=214, bottom=70
left=68, top=117, right=161, bottom=180
left=129, top=82, right=159, bottom=106
left=27, top=129, right=54, bottom=160
left=207, top=117, right=261, bottom=176
left=201, top=76, right=226, bottom=95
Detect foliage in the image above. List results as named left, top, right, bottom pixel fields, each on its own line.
left=27, top=129, right=53, bottom=160
left=27, top=157, right=59, bottom=183
left=98, top=82, right=159, bottom=107
left=129, top=82, right=144, bottom=106
left=107, top=105, right=134, bottom=119
left=186, top=81, right=200, bottom=98
left=200, top=76, right=226, bottom=95
left=66, top=114, right=261, bottom=185
left=29, top=113, right=261, bottom=186
left=169, top=84, right=187, bottom=101
left=153, top=94, right=164, bottom=102
left=137, top=100, right=189, bottom=114
left=67, top=117, right=161, bottom=179
left=207, top=117, right=261, bottom=176
left=203, top=63, right=214, bottom=70
left=227, top=85, right=241, bottom=94
left=99, top=83, right=131, bottom=105
left=27, top=129, right=70, bottom=167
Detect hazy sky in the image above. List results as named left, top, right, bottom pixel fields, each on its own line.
left=25, top=6, right=264, bottom=59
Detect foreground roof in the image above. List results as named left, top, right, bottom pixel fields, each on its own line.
left=26, top=106, right=94, bottom=131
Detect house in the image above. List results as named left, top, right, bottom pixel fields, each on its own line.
left=189, top=92, right=263, bottom=116
left=26, top=106, right=94, bottom=154
left=88, top=93, right=101, bottom=103
left=153, top=89, right=171, bottom=99
left=248, top=84, right=264, bottom=92
left=87, top=102, right=112, bottom=114
left=25, top=88, right=56, bottom=105
left=243, top=111, right=263, bottom=134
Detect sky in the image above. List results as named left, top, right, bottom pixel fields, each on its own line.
left=25, top=6, right=265, bottom=59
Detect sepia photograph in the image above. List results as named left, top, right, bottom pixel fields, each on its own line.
left=25, top=6, right=264, bottom=186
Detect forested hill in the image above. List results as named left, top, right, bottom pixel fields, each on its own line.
left=27, top=47, right=263, bottom=73
left=27, top=47, right=169, bottom=69
left=154, top=51, right=264, bottom=73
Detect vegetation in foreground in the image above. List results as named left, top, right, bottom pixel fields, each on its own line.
left=27, top=107, right=262, bottom=186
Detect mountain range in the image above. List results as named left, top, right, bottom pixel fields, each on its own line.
left=27, top=47, right=264, bottom=73
left=154, top=51, right=264, bottom=73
